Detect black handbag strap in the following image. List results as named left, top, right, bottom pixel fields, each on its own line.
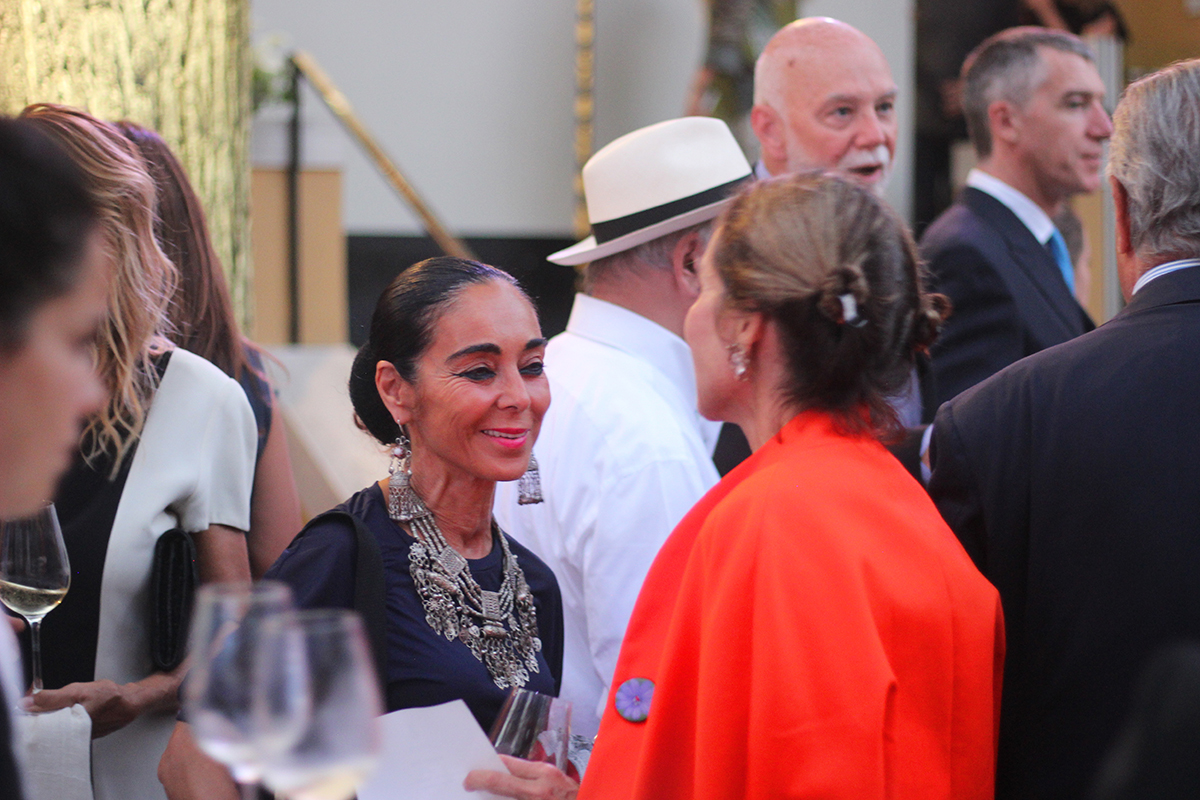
left=302, top=510, right=389, bottom=689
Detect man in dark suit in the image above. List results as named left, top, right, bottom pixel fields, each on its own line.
left=920, top=27, right=1111, bottom=410
left=929, top=58, right=1200, bottom=799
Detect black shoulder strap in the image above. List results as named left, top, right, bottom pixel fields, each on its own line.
left=302, top=510, right=389, bottom=688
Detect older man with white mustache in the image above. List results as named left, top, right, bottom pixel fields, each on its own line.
left=751, top=18, right=898, bottom=195
left=748, top=17, right=926, bottom=444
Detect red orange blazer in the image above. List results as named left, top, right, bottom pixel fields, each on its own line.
left=580, top=411, right=1004, bottom=799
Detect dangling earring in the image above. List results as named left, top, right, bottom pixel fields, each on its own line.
left=728, top=344, right=750, bottom=380
left=388, top=425, right=431, bottom=522
left=518, top=454, right=544, bottom=505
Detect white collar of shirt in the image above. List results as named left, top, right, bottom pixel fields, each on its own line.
left=966, top=169, right=1057, bottom=245
left=1132, top=257, right=1200, bottom=296
left=565, top=293, right=701, bottom=410
left=753, top=159, right=773, bottom=180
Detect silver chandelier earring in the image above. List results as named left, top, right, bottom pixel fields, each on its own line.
left=388, top=425, right=432, bottom=521
left=728, top=344, right=749, bottom=380
left=517, top=454, right=544, bottom=505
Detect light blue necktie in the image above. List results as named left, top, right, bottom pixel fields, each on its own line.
left=1047, top=228, right=1075, bottom=293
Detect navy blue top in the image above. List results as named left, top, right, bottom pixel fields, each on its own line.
left=265, top=483, right=563, bottom=733
left=236, top=346, right=272, bottom=463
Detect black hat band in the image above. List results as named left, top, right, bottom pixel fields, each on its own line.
left=590, top=175, right=751, bottom=244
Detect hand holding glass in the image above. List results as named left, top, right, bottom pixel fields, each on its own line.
left=0, top=503, right=70, bottom=693
left=489, top=689, right=573, bottom=773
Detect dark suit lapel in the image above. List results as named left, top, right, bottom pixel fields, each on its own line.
left=962, top=188, right=1091, bottom=333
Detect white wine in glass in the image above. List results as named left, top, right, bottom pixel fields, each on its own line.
left=0, top=503, right=70, bottom=693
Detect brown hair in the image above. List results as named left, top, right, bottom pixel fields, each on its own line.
left=20, top=104, right=178, bottom=471
left=114, top=120, right=257, bottom=382
left=711, top=171, right=947, bottom=438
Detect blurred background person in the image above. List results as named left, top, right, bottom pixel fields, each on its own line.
left=18, top=104, right=255, bottom=800
left=115, top=121, right=302, bottom=578
left=0, top=115, right=108, bottom=800
left=468, top=172, right=1003, bottom=800
left=920, top=28, right=1109, bottom=410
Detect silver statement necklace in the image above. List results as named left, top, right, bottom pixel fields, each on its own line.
left=386, top=454, right=542, bottom=689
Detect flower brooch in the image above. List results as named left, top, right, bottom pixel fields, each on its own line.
left=614, top=677, right=654, bottom=723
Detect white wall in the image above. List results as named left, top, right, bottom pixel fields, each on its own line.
left=798, top=0, right=915, bottom=223
left=251, top=0, right=704, bottom=237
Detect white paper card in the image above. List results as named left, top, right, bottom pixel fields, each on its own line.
left=357, top=700, right=507, bottom=800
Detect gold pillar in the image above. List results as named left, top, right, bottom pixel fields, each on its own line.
left=572, top=0, right=595, bottom=240
left=0, top=0, right=252, bottom=323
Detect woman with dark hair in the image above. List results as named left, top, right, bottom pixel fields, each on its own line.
left=163, top=257, right=564, bottom=799
left=114, top=120, right=302, bottom=577
left=267, top=255, right=562, bottom=720
left=0, top=115, right=107, bottom=800
left=468, top=173, right=1004, bottom=800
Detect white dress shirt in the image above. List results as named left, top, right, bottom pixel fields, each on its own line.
left=966, top=169, right=1057, bottom=246
left=1132, top=258, right=1200, bottom=296
left=494, top=294, right=720, bottom=738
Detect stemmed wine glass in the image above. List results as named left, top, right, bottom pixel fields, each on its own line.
left=489, top=689, right=573, bottom=773
left=260, top=609, right=384, bottom=800
left=0, top=503, right=70, bottom=693
left=184, top=581, right=309, bottom=800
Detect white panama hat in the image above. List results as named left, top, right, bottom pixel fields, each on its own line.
left=548, top=117, right=753, bottom=266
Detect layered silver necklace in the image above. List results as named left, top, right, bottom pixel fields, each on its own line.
left=387, top=443, right=542, bottom=689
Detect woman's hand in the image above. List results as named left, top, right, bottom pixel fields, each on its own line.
left=158, top=721, right=240, bottom=800
left=26, top=667, right=184, bottom=738
left=464, top=755, right=579, bottom=800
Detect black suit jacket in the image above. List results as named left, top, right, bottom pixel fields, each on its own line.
left=929, top=265, right=1200, bottom=799
left=920, top=187, right=1094, bottom=409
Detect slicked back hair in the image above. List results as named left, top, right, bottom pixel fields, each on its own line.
left=962, top=27, right=1094, bottom=159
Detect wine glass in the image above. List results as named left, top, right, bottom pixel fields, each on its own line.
left=260, top=609, right=384, bottom=800
left=489, top=689, right=573, bottom=773
left=184, top=581, right=308, bottom=800
left=0, top=503, right=70, bottom=693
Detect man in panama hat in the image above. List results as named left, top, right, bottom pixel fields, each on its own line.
left=494, top=117, right=751, bottom=760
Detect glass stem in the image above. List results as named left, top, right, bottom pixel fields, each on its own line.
left=29, top=618, right=43, bottom=693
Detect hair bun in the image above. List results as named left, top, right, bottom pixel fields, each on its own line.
left=816, top=265, right=870, bottom=327
left=911, top=292, right=951, bottom=352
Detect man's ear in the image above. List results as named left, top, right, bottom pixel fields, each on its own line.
left=375, top=360, right=415, bottom=426
left=1111, top=175, right=1133, bottom=257
left=988, top=99, right=1021, bottom=148
left=751, top=104, right=787, bottom=167
left=672, top=229, right=706, bottom=298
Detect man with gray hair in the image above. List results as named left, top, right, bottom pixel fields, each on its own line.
left=928, top=58, right=1200, bottom=799
left=920, top=27, right=1111, bottom=409
left=495, top=117, right=750, bottom=752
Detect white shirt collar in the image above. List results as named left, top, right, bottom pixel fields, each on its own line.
left=966, top=169, right=1057, bottom=245
left=564, top=294, right=699, bottom=407
left=753, top=160, right=773, bottom=180
left=1131, top=257, right=1200, bottom=296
